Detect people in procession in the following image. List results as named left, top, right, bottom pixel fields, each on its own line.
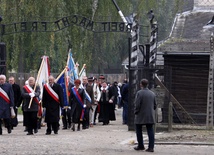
left=8, top=76, right=22, bottom=129
left=2, top=73, right=128, bottom=135
left=82, top=76, right=94, bottom=129
left=98, top=82, right=116, bottom=125
left=70, top=79, right=87, bottom=131
left=94, top=75, right=105, bottom=124
left=21, top=77, right=41, bottom=135
left=0, top=74, right=14, bottom=135
left=42, top=75, right=64, bottom=135
left=108, top=82, right=117, bottom=122
left=88, top=77, right=101, bottom=127
left=134, top=79, right=156, bottom=152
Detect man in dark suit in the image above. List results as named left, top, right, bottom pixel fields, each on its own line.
left=82, top=76, right=94, bottom=129
left=134, top=79, right=156, bottom=152
left=62, top=76, right=74, bottom=129
left=8, top=76, right=22, bottom=128
left=0, top=74, right=14, bottom=135
left=42, top=75, right=64, bottom=135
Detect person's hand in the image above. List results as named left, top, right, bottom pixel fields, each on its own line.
left=83, top=104, right=86, bottom=108
left=29, top=93, right=35, bottom=98
left=109, top=99, right=113, bottom=103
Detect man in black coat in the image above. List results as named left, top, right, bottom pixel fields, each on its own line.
left=42, top=75, right=64, bottom=135
left=0, top=74, right=14, bottom=135
left=121, top=82, right=129, bottom=125
left=82, top=76, right=94, bottom=129
left=8, top=76, right=22, bottom=128
left=62, top=76, right=74, bottom=129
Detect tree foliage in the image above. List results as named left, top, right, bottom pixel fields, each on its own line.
left=0, top=0, right=183, bottom=74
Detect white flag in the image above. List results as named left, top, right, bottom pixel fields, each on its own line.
left=36, top=56, right=50, bottom=99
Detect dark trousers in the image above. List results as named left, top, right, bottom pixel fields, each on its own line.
left=47, top=122, right=59, bottom=133
left=0, top=118, right=11, bottom=134
left=94, top=104, right=98, bottom=123
left=82, top=108, right=89, bottom=128
left=0, top=119, right=2, bottom=134
left=62, top=108, right=71, bottom=128
left=11, top=107, right=18, bottom=127
left=25, top=111, right=38, bottom=133
left=122, top=101, right=128, bottom=124
left=135, top=124, right=154, bottom=149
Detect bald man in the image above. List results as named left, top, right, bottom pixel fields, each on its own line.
left=42, top=75, right=64, bottom=135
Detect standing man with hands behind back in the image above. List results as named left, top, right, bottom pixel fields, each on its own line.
left=134, top=79, right=156, bottom=152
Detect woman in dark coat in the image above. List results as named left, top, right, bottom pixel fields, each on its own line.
left=70, top=79, right=86, bottom=131
left=99, top=82, right=116, bottom=125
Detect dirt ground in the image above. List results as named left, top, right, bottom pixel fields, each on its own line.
left=0, top=108, right=214, bottom=155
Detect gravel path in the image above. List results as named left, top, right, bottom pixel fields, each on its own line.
left=1, top=109, right=214, bottom=155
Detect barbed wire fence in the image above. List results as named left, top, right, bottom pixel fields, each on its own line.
left=131, top=0, right=214, bottom=131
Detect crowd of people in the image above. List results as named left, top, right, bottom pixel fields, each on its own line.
left=0, top=74, right=129, bottom=136
left=1, top=74, right=156, bottom=152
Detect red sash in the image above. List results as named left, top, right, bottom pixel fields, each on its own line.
left=0, top=87, right=10, bottom=104
left=44, top=84, right=60, bottom=103
left=72, top=87, right=85, bottom=120
left=23, top=85, right=40, bottom=105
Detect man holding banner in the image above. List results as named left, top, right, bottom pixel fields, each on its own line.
left=42, top=75, right=64, bottom=135
left=0, top=74, right=14, bottom=135
left=22, top=77, right=40, bottom=135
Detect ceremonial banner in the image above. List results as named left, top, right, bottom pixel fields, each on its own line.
left=37, top=56, right=50, bottom=99
left=67, top=50, right=78, bottom=84
left=79, top=64, right=86, bottom=83
left=28, top=55, right=50, bottom=108
left=56, top=68, right=69, bottom=106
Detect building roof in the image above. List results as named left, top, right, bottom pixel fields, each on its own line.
left=159, top=11, right=214, bottom=53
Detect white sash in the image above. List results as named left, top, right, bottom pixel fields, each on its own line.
left=25, top=85, right=34, bottom=93
left=0, top=87, right=10, bottom=103
left=44, top=84, right=59, bottom=102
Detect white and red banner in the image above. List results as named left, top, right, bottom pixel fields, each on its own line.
left=37, top=56, right=50, bottom=99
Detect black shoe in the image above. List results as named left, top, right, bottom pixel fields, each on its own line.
left=0, top=131, right=2, bottom=135
left=146, top=148, right=154, bottom=152
left=27, top=132, right=33, bottom=135
left=24, top=127, right=28, bottom=132
left=45, top=132, right=51, bottom=135
left=54, top=131, right=58, bottom=134
left=62, top=127, right=67, bottom=130
left=7, top=128, right=11, bottom=134
left=82, top=126, right=86, bottom=130
left=71, top=125, right=75, bottom=131
left=134, top=146, right=145, bottom=151
left=68, top=124, right=71, bottom=129
left=34, top=129, right=38, bottom=133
